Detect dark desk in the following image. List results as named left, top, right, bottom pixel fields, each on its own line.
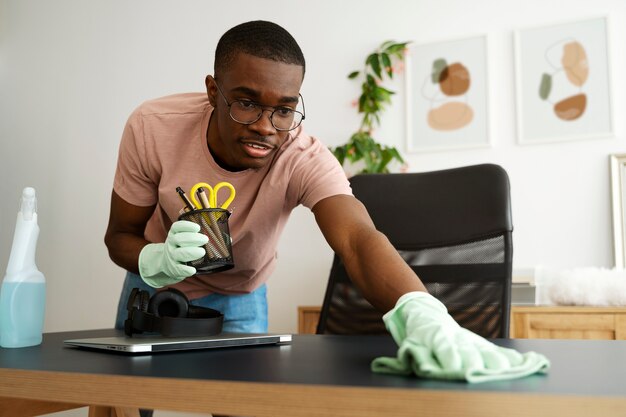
left=1, top=329, right=626, bottom=417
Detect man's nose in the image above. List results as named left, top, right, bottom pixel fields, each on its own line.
left=248, top=109, right=277, bottom=135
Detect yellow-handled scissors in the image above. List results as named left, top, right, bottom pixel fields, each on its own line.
left=189, top=182, right=236, bottom=210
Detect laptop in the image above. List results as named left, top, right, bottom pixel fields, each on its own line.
left=64, top=332, right=292, bottom=353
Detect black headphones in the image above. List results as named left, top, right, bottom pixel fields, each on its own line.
left=124, top=287, right=224, bottom=337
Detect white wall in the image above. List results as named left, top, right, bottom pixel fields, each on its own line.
left=1, top=0, right=625, bottom=339
left=3, top=1, right=626, bottom=416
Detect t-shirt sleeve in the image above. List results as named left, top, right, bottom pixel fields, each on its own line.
left=112, top=109, right=159, bottom=207
left=291, top=135, right=353, bottom=210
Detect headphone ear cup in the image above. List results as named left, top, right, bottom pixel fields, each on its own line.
left=127, top=288, right=150, bottom=312
left=139, top=290, right=149, bottom=312
left=148, top=288, right=190, bottom=318
left=125, top=288, right=150, bottom=336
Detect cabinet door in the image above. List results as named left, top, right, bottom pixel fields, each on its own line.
left=512, top=311, right=620, bottom=340
left=298, top=307, right=321, bottom=334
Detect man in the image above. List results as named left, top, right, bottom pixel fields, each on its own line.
left=104, top=22, right=548, bottom=417
left=105, top=20, right=426, bottom=334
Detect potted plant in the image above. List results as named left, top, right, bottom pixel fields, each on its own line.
left=331, top=40, right=409, bottom=174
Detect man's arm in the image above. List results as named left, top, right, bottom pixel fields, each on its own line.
left=104, top=190, right=155, bottom=274
left=312, top=194, right=427, bottom=313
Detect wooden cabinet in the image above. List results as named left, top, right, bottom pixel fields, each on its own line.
left=299, top=305, right=626, bottom=340
left=511, top=306, right=626, bottom=340
left=298, top=306, right=322, bottom=335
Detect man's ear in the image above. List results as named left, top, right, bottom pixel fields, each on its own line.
left=205, top=75, right=217, bottom=107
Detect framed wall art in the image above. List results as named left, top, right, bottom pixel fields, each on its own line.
left=405, top=34, right=490, bottom=153
left=515, top=16, right=613, bottom=144
left=610, top=153, right=626, bottom=268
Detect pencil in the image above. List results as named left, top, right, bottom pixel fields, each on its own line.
left=197, top=187, right=211, bottom=208
left=176, top=187, right=195, bottom=212
left=196, top=187, right=228, bottom=258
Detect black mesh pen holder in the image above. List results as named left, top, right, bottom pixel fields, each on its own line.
left=178, top=208, right=234, bottom=274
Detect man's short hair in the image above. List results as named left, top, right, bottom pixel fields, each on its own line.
left=214, top=20, right=305, bottom=78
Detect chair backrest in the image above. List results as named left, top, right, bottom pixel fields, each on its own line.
left=316, top=164, right=513, bottom=338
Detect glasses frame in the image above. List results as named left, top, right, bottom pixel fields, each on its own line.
left=214, top=82, right=305, bottom=131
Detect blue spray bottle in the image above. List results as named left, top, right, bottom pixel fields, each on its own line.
left=0, top=187, right=46, bottom=348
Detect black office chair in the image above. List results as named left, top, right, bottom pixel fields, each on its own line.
left=316, top=164, right=513, bottom=339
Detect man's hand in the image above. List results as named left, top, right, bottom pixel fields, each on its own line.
left=138, top=220, right=209, bottom=288
left=371, top=292, right=550, bottom=383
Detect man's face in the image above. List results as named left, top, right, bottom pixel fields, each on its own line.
left=206, top=52, right=304, bottom=171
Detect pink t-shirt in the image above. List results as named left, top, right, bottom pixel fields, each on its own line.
left=113, top=93, right=352, bottom=299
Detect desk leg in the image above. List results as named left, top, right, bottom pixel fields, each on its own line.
left=88, top=406, right=140, bottom=417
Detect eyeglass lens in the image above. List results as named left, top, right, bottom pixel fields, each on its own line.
left=229, top=101, right=303, bottom=131
left=215, top=82, right=304, bottom=131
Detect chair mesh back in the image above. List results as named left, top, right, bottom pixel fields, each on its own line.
left=317, top=164, right=513, bottom=338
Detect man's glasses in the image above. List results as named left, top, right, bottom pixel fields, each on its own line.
left=215, top=83, right=305, bottom=131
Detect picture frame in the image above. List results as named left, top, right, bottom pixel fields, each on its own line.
left=610, top=154, right=626, bottom=269
left=514, top=16, right=613, bottom=145
left=405, top=34, right=490, bottom=153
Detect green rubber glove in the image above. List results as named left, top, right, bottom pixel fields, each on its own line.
left=371, top=292, right=550, bottom=383
left=138, top=220, right=209, bottom=288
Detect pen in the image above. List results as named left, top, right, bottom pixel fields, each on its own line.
left=197, top=187, right=211, bottom=209
left=176, top=187, right=195, bottom=212
left=197, top=186, right=229, bottom=257
left=197, top=217, right=222, bottom=259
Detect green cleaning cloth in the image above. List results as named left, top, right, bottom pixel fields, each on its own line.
left=371, top=292, right=550, bottom=383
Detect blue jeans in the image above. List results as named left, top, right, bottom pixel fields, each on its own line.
left=115, top=272, right=268, bottom=333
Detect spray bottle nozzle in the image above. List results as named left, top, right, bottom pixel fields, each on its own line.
left=20, top=187, right=37, bottom=221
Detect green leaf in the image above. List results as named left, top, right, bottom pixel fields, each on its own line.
left=358, top=94, right=367, bottom=113
left=365, top=74, right=377, bottom=88
left=353, top=138, right=367, bottom=160
left=372, top=57, right=383, bottom=80
left=361, top=114, right=371, bottom=126
left=332, top=146, right=347, bottom=165
left=380, top=40, right=395, bottom=50
left=348, top=71, right=360, bottom=79
left=375, top=86, right=394, bottom=103
left=362, top=151, right=374, bottom=172
left=385, top=42, right=409, bottom=56
left=373, top=87, right=386, bottom=101
left=367, top=53, right=382, bottom=79
left=381, top=53, right=392, bottom=78
left=377, top=150, right=393, bottom=173
left=380, top=86, right=396, bottom=96
left=388, top=147, right=404, bottom=163
left=539, top=73, right=552, bottom=100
